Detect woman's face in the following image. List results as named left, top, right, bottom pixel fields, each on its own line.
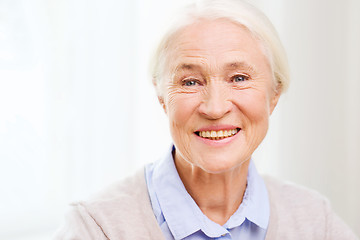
left=162, top=19, right=280, bottom=174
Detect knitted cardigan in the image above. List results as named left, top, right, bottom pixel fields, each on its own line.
left=53, top=169, right=358, bottom=240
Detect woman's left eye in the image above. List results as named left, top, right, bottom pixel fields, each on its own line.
left=232, top=75, right=249, bottom=82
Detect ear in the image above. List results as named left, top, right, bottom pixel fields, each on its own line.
left=158, top=96, right=167, bottom=114
left=269, top=86, right=281, bottom=115
left=153, top=77, right=167, bottom=114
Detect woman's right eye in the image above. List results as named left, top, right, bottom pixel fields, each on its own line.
left=183, top=79, right=198, bottom=86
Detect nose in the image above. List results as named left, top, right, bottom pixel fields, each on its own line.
left=198, top=83, right=232, bottom=119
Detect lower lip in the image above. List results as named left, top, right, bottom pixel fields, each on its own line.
left=194, top=131, right=240, bottom=147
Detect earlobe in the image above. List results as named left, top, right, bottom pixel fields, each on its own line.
left=269, top=87, right=281, bottom=115
left=158, top=96, right=167, bottom=114
left=153, top=78, right=167, bottom=114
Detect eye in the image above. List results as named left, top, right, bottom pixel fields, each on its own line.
left=182, top=79, right=199, bottom=86
left=232, top=74, right=249, bottom=82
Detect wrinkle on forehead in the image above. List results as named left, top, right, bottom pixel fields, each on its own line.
left=174, top=61, right=257, bottom=74
left=165, top=18, right=271, bottom=79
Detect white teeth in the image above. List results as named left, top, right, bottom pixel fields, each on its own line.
left=218, top=130, right=223, bottom=137
left=198, top=129, right=239, bottom=139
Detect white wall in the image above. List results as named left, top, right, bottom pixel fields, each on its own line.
left=268, top=0, right=360, bottom=233
left=0, top=0, right=359, bottom=239
left=253, top=0, right=360, bottom=234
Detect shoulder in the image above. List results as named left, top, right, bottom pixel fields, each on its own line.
left=54, top=168, right=164, bottom=240
left=263, top=175, right=327, bottom=209
left=263, top=176, right=358, bottom=240
left=83, top=168, right=149, bottom=222
left=263, top=175, right=329, bottom=229
left=88, top=167, right=147, bottom=202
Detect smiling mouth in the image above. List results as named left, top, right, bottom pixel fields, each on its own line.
left=195, top=128, right=241, bottom=140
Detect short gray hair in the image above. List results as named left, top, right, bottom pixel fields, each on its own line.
left=151, top=0, right=290, bottom=96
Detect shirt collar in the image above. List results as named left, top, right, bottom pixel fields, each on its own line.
left=224, top=160, right=270, bottom=230
left=152, top=145, right=205, bottom=239
left=151, top=145, right=269, bottom=239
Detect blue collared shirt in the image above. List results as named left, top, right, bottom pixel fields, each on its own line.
left=145, top=145, right=270, bottom=240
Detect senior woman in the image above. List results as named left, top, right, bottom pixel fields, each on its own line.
left=54, top=0, right=358, bottom=239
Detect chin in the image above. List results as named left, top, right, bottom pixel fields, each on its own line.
left=196, top=154, right=249, bottom=174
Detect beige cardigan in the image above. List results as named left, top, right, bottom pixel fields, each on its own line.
left=54, top=169, right=358, bottom=240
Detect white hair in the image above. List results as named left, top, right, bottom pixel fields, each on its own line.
left=151, top=0, right=290, bottom=96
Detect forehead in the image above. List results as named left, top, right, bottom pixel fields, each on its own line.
left=167, top=18, right=270, bottom=72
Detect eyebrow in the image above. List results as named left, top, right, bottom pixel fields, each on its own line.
left=225, top=62, right=256, bottom=72
left=174, top=61, right=256, bottom=73
left=175, top=63, right=201, bottom=72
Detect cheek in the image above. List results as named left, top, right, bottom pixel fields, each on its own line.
left=237, top=91, right=271, bottom=120
left=165, top=91, right=200, bottom=131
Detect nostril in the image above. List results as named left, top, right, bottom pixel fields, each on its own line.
left=198, top=101, right=232, bottom=119
left=197, top=86, right=232, bottom=120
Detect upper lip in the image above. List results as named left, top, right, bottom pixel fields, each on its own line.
left=195, top=124, right=240, bottom=132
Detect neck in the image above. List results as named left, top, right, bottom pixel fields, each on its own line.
left=174, top=154, right=250, bottom=226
